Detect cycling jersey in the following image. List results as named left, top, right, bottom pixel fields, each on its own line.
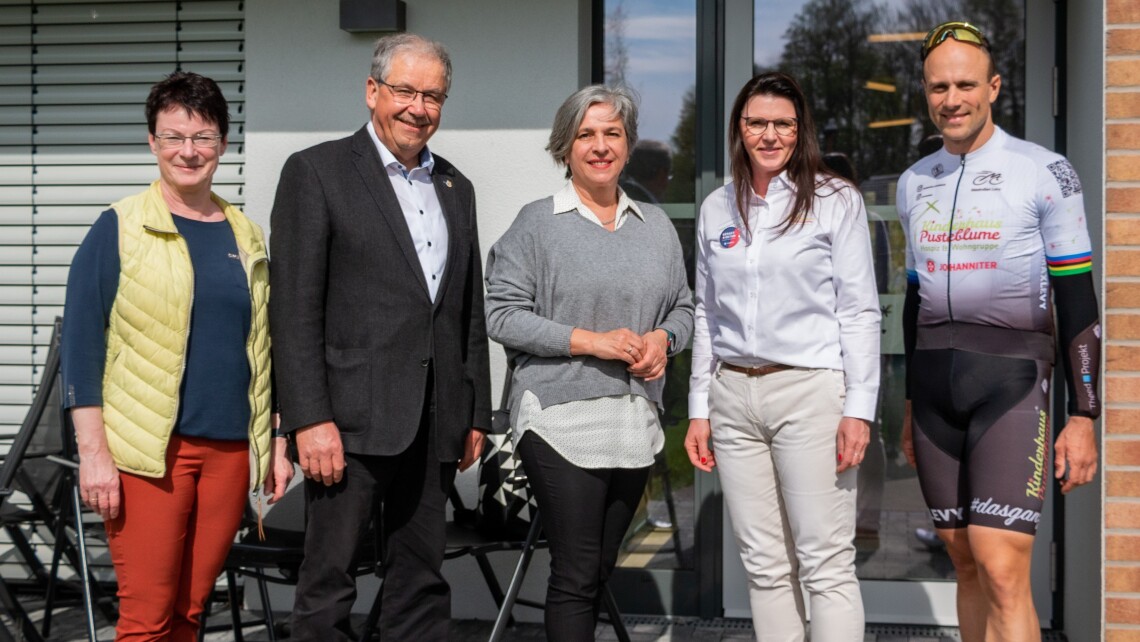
left=897, top=126, right=1101, bottom=419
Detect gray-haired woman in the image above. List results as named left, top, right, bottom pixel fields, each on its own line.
left=485, top=85, right=693, bottom=640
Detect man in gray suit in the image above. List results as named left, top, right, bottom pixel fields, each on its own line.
left=269, top=33, right=492, bottom=641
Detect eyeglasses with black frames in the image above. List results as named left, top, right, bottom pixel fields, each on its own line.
left=741, top=117, right=798, bottom=137
left=379, top=80, right=447, bottom=110
left=153, top=133, right=223, bottom=149
left=921, top=21, right=990, bottom=60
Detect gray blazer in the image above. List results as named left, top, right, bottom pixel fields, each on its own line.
left=269, top=127, right=492, bottom=461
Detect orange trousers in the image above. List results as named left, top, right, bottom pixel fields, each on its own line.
left=105, top=434, right=249, bottom=642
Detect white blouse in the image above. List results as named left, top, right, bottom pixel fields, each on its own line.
left=688, top=174, right=881, bottom=421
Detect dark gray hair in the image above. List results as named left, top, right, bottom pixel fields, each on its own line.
left=546, top=85, right=639, bottom=178
left=370, top=33, right=453, bottom=93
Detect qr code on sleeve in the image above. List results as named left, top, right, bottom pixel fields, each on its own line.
left=1047, top=159, right=1082, bottom=198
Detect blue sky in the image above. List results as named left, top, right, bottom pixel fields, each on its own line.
left=753, top=3, right=804, bottom=69
left=607, top=0, right=697, bottom=145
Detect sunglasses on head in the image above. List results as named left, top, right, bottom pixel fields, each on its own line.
left=921, top=21, right=990, bottom=60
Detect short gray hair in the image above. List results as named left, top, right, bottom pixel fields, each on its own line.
left=370, top=33, right=453, bottom=93
left=546, top=85, right=639, bottom=178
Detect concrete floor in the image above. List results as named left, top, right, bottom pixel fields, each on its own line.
left=8, top=597, right=1073, bottom=642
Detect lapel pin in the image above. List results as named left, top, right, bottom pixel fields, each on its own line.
left=445, top=179, right=453, bottom=188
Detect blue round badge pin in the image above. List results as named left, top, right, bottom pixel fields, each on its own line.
left=719, top=226, right=741, bottom=249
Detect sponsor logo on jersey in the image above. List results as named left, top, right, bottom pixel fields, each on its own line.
left=1078, top=342, right=1097, bottom=412
left=1038, top=265, right=1049, bottom=310
left=939, top=261, right=998, bottom=272
left=927, top=260, right=936, bottom=273
left=919, top=227, right=1001, bottom=243
left=970, top=497, right=1041, bottom=526
left=932, top=164, right=945, bottom=178
left=921, top=218, right=1003, bottom=230
left=915, top=183, right=946, bottom=200
left=719, top=226, right=741, bottom=249
left=929, top=507, right=964, bottom=523
left=1026, top=408, right=1048, bottom=501
left=973, top=170, right=1004, bottom=186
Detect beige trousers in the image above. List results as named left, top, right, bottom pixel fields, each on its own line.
left=711, top=366, right=864, bottom=642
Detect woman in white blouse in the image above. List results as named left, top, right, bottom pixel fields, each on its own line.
left=684, top=71, right=880, bottom=641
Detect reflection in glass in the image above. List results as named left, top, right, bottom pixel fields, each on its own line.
left=756, top=0, right=1026, bottom=583
left=604, top=0, right=697, bottom=572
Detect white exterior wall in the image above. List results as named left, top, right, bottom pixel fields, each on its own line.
left=245, top=0, right=589, bottom=401
left=243, top=2, right=589, bottom=618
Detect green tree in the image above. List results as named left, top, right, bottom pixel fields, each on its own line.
left=887, top=0, right=1024, bottom=157
left=776, top=0, right=891, bottom=181
left=771, top=0, right=1026, bottom=186
left=664, top=85, right=696, bottom=203
left=959, top=0, right=1025, bottom=135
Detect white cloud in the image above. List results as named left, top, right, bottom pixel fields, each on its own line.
left=628, top=52, right=694, bottom=75
left=625, top=15, right=696, bottom=41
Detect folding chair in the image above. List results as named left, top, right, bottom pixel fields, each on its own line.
left=198, top=481, right=383, bottom=642
left=45, top=455, right=104, bottom=642
left=197, top=512, right=306, bottom=642
left=0, top=318, right=112, bottom=641
left=481, top=504, right=631, bottom=642
left=479, top=363, right=630, bottom=642
left=1, top=318, right=117, bottom=641
left=358, top=362, right=632, bottom=642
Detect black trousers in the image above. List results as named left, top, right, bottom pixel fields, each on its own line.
left=517, top=431, right=650, bottom=642
left=290, top=413, right=457, bottom=641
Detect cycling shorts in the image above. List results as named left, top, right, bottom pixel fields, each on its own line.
left=911, top=348, right=1051, bottom=535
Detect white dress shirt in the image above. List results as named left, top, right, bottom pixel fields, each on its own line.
left=513, top=182, right=663, bottom=469
left=688, top=174, right=881, bottom=421
left=367, top=121, right=449, bottom=302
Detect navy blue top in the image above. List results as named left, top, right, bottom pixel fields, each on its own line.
left=61, top=209, right=252, bottom=441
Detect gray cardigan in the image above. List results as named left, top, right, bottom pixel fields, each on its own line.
left=485, top=196, right=694, bottom=424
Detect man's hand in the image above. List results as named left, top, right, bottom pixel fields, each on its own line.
left=628, top=330, right=669, bottom=381
left=901, top=400, right=916, bottom=468
left=836, top=416, right=870, bottom=474
left=294, top=420, right=345, bottom=486
left=263, top=435, right=296, bottom=504
left=685, top=419, right=716, bottom=472
left=1054, top=415, right=1098, bottom=494
left=459, top=428, right=486, bottom=472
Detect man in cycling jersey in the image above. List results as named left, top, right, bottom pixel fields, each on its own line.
left=897, top=21, right=1100, bottom=642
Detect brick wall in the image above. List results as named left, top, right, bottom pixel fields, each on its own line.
left=1106, top=0, right=1140, bottom=638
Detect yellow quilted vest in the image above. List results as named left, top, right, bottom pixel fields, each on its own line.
left=101, top=180, right=272, bottom=489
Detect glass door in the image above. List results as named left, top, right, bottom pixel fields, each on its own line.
left=599, top=0, right=1060, bottom=624
left=720, top=0, right=1058, bottom=627
left=601, top=0, right=705, bottom=615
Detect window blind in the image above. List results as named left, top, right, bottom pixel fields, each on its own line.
left=0, top=0, right=245, bottom=435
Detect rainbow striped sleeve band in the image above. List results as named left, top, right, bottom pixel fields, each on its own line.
left=1046, top=251, right=1093, bottom=277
